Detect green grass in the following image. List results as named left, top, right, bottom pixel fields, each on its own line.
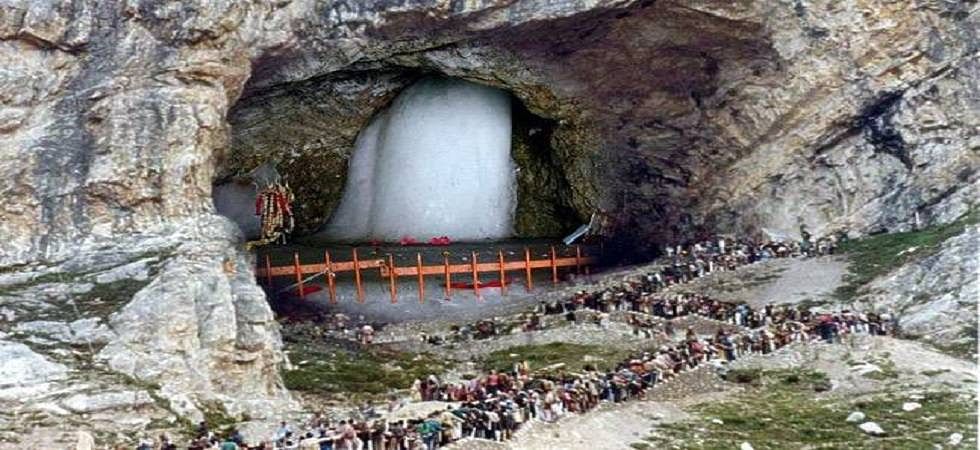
left=725, top=368, right=831, bottom=392
left=72, top=278, right=152, bottom=318
left=862, top=354, right=900, bottom=381
left=282, top=346, right=447, bottom=399
left=834, top=210, right=978, bottom=301
left=481, top=342, right=635, bottom=374
left=647, top=370, right=977, bottom=449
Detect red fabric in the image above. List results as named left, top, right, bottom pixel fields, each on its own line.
left=275, top=192, right=290, bottom=215
left=446, top=278, right=510, bottom=290
left=428, top=236, right=452, bottom=246
left=255, top=195, right=264, bottom=216
left=294, top=285, right=323, bottom=296
left=399, top=236, right=418, bottom=246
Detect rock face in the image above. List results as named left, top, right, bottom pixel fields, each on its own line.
left=0, top=0, right=976, bottom=437
left=858, top=226, right=979, bottom=351
left=97, top=218, right=294, bottom=420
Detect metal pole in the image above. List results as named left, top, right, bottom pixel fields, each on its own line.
left=264, top=254, right=272, bottom=287
left=472, top=251, right=481, bottom=299
left=524, top=247, right=533, bottom=292
left=326, top=250, right=337, bottom=304
left=388, top=254, right=397, bottom=304
left=444, top=254, right=452, bottom=300
left=353, top=248, right=364, bottom=303
left=417, top=252, right=425, bottom=304
left=550, top=246, right=558, bottom=286
left=498, top=250, right=507, bottom=296
left=293, top=252, right=304, bottom=299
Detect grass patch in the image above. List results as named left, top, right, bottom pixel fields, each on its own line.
left=481, top=342, right=633, bottom=374
left=725, top=368, right=763, bottom=385
left=834, top=209, right=978, bottom=301
left=726, top=368, right=830, bottom=392
left=862, top=355, right=900, bottom=381
left=282, top=345, right=447, bottom=400
left=72, top=278, right=152, bottom=318
left=648, top=371, right=977, bottom=449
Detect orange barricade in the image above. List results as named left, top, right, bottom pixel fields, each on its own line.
left=257, top=245, right=596, bottom=303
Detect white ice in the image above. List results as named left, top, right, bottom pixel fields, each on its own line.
left=320, top=77, right=516, bottom=242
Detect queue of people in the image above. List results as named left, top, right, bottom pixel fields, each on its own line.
left=239, top=300, right=892, bottom=450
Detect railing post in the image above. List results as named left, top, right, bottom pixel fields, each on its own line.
left=325, top=250, right=337, bottom=304
left=417, top=252, right=425, bottom=304
left=524, top=247, right=533, bottom=292
left=293, top=252, right=304, bottom=299
left=471, top=251, right=481, bottom=299
left=550, top=246, right=558, bottom=286
left=388, top=254, right=397, bottom=304
left=575, top=245, right=582, bottom=275
left=353, top=248, right=364, bottom=303
left=498, top=250, right=507, bottom=296
left=444, top=254, right=452, bottom=300
left=264, top=254, right=273, bottom=287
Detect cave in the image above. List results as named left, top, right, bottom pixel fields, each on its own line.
left=215, top=72, right=583, bottom=244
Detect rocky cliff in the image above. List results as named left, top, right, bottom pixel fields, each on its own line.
left=0, top=0, right=976, bottom=442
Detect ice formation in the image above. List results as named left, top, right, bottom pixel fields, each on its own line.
left=321, top=78, right=516, bottom=242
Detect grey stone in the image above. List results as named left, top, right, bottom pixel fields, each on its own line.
left=60, top=390, right=154, bottom=414
left=948, top=432, right=963, bottom=446
left=859, top=422, right=886, bottom=436
left=902, top=402, right=921, bottom=412
left=0, top=340, right=68, bottom=400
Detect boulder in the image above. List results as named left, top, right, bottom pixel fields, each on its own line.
left=901, top=402, right=921, bottom=412
left=859, top=422, right=886, bottom=436
left=948, top=433, right=963, bottom=446
left=846, top=411, right=866, bottom=423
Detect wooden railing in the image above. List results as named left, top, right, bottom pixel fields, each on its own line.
left=256, top=245, right=596, bottom=304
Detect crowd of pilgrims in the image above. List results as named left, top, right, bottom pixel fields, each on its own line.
left=155, top=234, right=899, bottom=450
left=189, top=304, right=892, bottom=450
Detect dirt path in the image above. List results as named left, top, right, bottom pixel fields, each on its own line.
left=671, top=256, right=848, bottom=307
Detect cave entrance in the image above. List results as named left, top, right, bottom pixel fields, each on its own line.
left=215, top=73, right=582, bottom=244
left=216, top=73, right=596, bottom=319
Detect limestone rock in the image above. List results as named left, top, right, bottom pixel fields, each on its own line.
left=846, top=411, right=866, bottom=423
left=948, top=432, right=963, bottom=446
left=859, top=421, right=886, bottom=436
left=75, top=430, right=95, bottom=450
left=97, top=218, right=295, bottom=421
left=60, top=390, right=154, bottom=414
left=859, top=226, right=979, bottom=350
left=0, top=340, right=68, bottom=400
left=901, top=402, right=921, bottom=412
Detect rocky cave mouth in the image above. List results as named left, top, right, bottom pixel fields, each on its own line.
left=215, top=72, right=584, bottom=244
